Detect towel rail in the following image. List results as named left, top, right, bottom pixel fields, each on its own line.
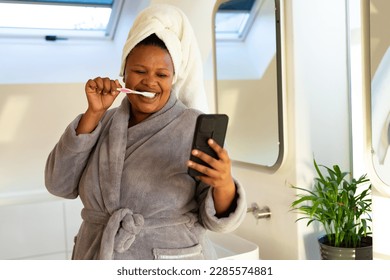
left=247, top=203, right=271, bottom=220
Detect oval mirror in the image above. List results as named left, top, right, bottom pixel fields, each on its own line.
left=363, top=0, right=390, bottom=191
left=213, top=0, right=284, bottom=169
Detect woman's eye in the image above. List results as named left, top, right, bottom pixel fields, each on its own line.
left=133, top=70, right=145, bottom=74
left=157, top=73, right=168, bottom=78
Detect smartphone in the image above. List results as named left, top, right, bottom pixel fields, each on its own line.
left=188, top=114, right=229, bottom=177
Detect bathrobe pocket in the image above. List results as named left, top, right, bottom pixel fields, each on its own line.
left=153, top=244, right=204, bottom=260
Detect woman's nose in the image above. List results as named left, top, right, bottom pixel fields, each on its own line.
left=141, top=74, right=157, bottom=87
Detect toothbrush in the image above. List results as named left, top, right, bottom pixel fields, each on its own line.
left=117, top=87, right=155, bottom=98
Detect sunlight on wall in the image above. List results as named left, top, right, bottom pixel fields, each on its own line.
left=0, top=83, right=97, bottom=196
left=349, top=0, right=365, bottom=177
left=0, top=95, right=30, bottom=143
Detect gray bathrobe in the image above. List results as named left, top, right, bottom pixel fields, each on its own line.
left=45, top=93, right=246, bottom=260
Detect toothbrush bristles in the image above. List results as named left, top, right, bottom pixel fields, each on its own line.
left=117, top=88, right=155, bottom=98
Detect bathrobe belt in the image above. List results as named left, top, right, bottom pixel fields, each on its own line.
left=81, top=208, right=193, bottom=260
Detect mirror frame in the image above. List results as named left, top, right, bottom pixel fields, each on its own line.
left=212, top=0, right=285, bottom=172
left=361, top=0, right=390, bottom=196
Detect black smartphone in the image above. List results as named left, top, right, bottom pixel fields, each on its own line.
left=188, top=114, right=229, bottom=177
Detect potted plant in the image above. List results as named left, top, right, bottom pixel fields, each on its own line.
left=290, top=159, right=373, bottom=259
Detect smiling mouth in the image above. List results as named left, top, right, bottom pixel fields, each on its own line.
left=139, top=92, right=158, bottom=100
left=136, top=89, right=157, bottom=98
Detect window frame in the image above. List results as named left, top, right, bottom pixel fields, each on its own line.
left=0, top=0, right=124, bottom=41
left=215, top=0, right=264, bottom=41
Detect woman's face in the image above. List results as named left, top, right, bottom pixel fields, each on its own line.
left=124, top=44, right=174, bottom=123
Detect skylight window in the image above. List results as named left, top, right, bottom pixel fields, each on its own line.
left=215, top=0, right=258, bottom=41
left=0, top=0, right=123, bottom=40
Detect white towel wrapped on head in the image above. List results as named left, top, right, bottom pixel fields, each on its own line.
left=119, top=4, right=209, bottom=112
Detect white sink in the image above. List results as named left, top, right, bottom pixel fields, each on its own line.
left=207, top=231, right=259, bottom=260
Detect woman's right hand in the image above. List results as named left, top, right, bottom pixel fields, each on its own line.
left=85, top=77, right=121, bottom=114
left=76, top=77, right=121, bottom=135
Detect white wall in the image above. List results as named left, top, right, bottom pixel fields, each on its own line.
left=291, top=0, right=350, bottom=259
left=0, top=83, right=102, bottom=259
left=0, top=84, right=91, bottom=195
left=233, top=0, right=351, bottom=259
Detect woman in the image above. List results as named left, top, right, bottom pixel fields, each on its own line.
left=45, top=4, right=246, bottom=260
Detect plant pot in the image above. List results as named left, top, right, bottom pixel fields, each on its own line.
left=318, top=235, right=373, bottom=260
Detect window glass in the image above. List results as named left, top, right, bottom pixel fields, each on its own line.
left=0, top=0, right=122, bottom=40
left=215, top=0, right=256, bottom=41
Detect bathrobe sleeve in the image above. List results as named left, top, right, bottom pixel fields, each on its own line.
left=196, top=179, right=246, bottom=233
left=45, top=114, right=105, bottom=199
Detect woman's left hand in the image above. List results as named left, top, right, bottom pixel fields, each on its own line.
left=187, top=139, right=236, bottom=215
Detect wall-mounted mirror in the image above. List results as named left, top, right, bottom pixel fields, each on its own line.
left=213, top=0, right=283, bottom=168
left=363, top=0, right=390, bottom=188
